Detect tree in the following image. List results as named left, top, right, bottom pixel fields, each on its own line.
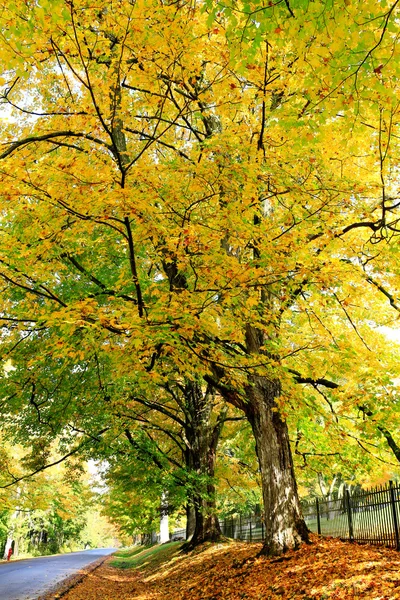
left=135, top=380, right=228, bottom=546
left=0, top=437, right=115, bottom=557
left=0, top=0, right=400, bottom=556
left=99, top=377, right=229, bottom=545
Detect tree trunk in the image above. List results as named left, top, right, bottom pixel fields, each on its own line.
left=244, top=373, right=309, bottom=555
left=185, top=503, right=196, bottom=540
left=211, top=323, right=309, bottom=556
left=183, top=381, right=224, bottom=547
left=190, top=427, right=222, bottom=545
left=191, top=492, right=222, bottom=545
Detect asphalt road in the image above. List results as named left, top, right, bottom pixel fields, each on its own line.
left=0, top=548, right=116, bottom=600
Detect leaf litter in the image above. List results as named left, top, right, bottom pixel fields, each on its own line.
left=49, top=535, right=400, bottom=599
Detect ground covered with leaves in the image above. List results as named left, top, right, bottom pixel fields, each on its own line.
left=53, top=535, right=400, bottom=599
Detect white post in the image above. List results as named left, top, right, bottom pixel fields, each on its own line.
left=159, top=492, right=169, bottom=544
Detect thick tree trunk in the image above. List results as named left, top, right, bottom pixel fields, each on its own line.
left=244, top=373, right=309, bottom=555
left=210, top=324, right=309, bottom=555
left=191, top=493, right=222, bottom=545
left=183, top=381, right=224, bottom=547
left=190, top=436, right=222, bottom=545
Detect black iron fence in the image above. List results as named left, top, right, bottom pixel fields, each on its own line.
left=169, top=514, right=265, bottom=543
left=169, top=515, right=265, bottom=542
left=169, top=481, right=400, bottom=550
left=220, top=513, right=265, bottom=542
left=302, top=480, right=400, bottom=549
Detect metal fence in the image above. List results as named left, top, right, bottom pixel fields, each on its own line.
left=302, top=480, right=400, bottom=550
left=170, top=528, right=186, bottom=541
left=169, top=515, right=265, bottom=543
left=222, top=481, right=400, bottom=549
left=220, top=514, right=265, bottom=542
left=169, top=481, right=400, bottom=550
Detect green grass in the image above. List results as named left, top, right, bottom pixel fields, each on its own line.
left=112, top=546, right=146, bottom=559
left=110, top=541, right=182, bottom=571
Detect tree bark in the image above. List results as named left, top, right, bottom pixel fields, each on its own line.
left=244, top=323, right=308, bottom=555
left=185, top=503, right=196, bottom=540
left=243, top=373, right=309, bottom=555
left=190, top=438, right=222, bottom=545
left=210, top=323, right=309, bottom=555
left=191, top=493, right=222, bottom=545
left=183, top=381, right=224, bottom=547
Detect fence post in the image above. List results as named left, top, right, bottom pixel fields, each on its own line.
left=261, top=519, right=264, bottom=540
left=389, top=481, right=400, bottom=550
left=231, top=517, right=234, bottom=539
left=239, top=514, right=242, bottom=540
left=249, top=518, right=252, bottom=542
left=346, top=489, right=354, bottom=542
left=316, top=498, right=321, bottom=535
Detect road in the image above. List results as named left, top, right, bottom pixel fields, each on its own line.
left=0, top=548, right=116, bottom=600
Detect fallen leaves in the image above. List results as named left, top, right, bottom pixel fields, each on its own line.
left=48, top=535, right=400, bottom=600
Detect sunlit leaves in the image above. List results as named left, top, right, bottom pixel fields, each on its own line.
left=0, top=0, right=399, bottom=532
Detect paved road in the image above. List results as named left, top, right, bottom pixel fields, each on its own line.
left=0, top=548, right=116, bottom=600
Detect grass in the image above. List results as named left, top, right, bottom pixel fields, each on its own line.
left=109, top=541, right=182, bottom=570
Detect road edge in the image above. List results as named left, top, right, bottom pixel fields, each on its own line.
left=37, top=554, right=113, bottom=600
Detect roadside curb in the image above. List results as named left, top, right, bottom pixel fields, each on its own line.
left=37, top=554, right=113, bottom=600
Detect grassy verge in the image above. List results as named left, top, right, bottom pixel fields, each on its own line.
left=109, top=541, right=182, bottom=570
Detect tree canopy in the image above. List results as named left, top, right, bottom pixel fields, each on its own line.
left=1, top=0, right=400, bottom=555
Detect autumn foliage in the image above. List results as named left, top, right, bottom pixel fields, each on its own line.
left=45, top=537, right=400, bottom=600
left=1, top=0, right=400, bottom=556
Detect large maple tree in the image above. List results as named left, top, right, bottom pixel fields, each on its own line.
left=1, top=0, right=400, bottom=555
